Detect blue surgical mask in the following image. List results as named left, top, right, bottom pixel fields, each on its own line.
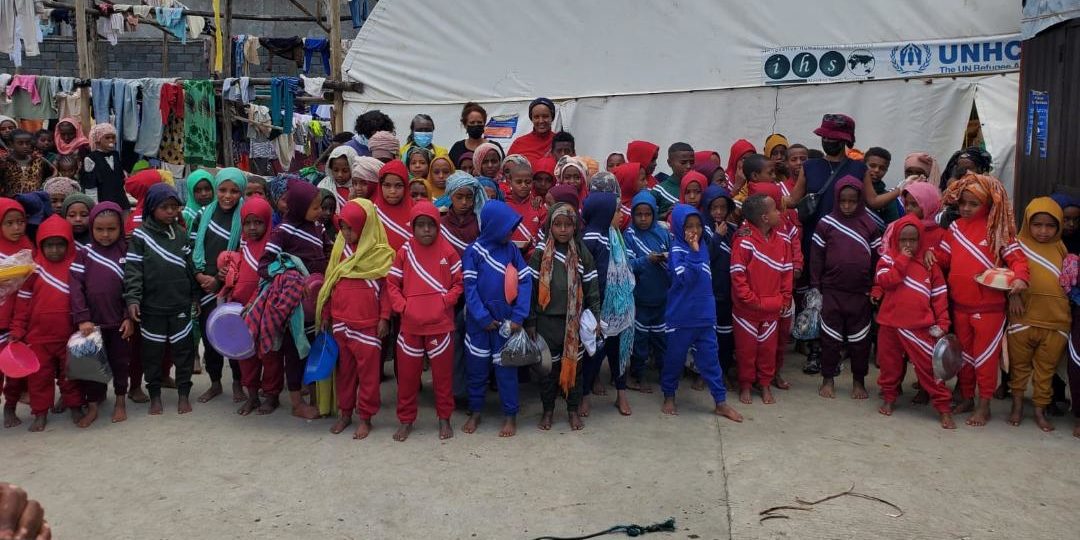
left=413, top=131, right=433, bottom=148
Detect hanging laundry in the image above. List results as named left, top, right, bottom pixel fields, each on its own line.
left=349, top=0, right=371, bottom=29
left=232, top=34, right=247, bottom=78
left=0, top=0, right=42, bottom=57
left=300, top=76, right=325, bottom=97
left=302, top=38, right=331, bottom=75
left=260, top=37, right=304, bottom=68
left=242, top=34, right=261, bottom=68
left=155, top=7, right=187, bottom=43
left=1, top=76, right=55, bottom=120
left=6, top=75, right=40, bottom=104
left=90, top=79, right=113, bottom=124
left=159, top=82, right=184, bottom=123
left=269, top=77, right=300, bottom=135
left=213, top=0, right=223, bottom=73
left=119, top=78, right=140, bottom=144
left=183, top=79, right=217, bottom=167
left=187, top=15, right=205, bottom=40
left=222, top=77, right=252, bottom=103
left=134, top=79, right=166, bottom=157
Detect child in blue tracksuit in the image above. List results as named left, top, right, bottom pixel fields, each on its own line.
left=624, top=191, right=670, bottom=394
left=660, top=204, right=743, bottom=422
left=581, top=192, right=632, bottom=416
left=462, top=200, right=533, bottom=437
left=702, top=185, right=736, bottom=385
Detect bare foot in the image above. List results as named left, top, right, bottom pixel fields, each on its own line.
left=911, top=389, right=929, bottom=405
left=257, top=394, right=279, bottom=415
left=290, top=402, right=320, bottom=420
left=966, top=400, right=990, bottom=427
left=953, top=398, right=975, bottom=414
left=161, top=376, right=177, bottom=389
left=1034, top=407, right=1055, bottom=433
left=111, top=397, right=127, bottom=423
left=29, top=413, right=46, bottom=432
left=878, top=401, right=894, bottom=416
left=819, top=378, right=836, bottom=399
left=691, top=376, right=705, bottom=391
left=232, top=382, right=248, bottom=403
left=661, top=396, right=678, bottom=415
left=1007, top=395, right=1023, bottom=426
left=77, top=402, right=99, bottom=428
left=940, top=412, right=957, bottom=429
left=438, top=418, right=454, bottom=439
left=463, top=413, right=481, bottom=434
left=579, top=396, right=591, bottom=417
left=714, top=402, right=743, bottom=422
left=499, top=415, right=517, bottom=437
left=177, top=396, right=192, bottom=414
left=761, top=386, right=776, bottom=405
left=538, top=411, right=554, bottom=430
left=568, top=411, right=584, bottom=430
left=330, top=414, right=353, bottom=434
left=149, top=396, right=163, bottom=415
left=851, top=379, right=869, bottom=400
left=52, top=396, right=66, bottom=414
left=393, top=423, right=413, bottom=441
left=627, top=378, right=653, bottom=394
left=1073, top=419, right=1080, bottom=438
left=237, top=395, right=261, bottom=416
left=128, top=387, right=150, bottom=404
left=4, top=406, right=22, bottom=428
left=197, top=382, right=223, bottom=403
left=593, top=381, right=607, bottom=396
left=69, top=406, right=85, bottom=424
left=772, top=374, right=791, bottom=390
left=615, top=390, right=631, bottom=416
left=739, top=388, right=752, bottom=404
left=353, top=418, right=372, bottom=440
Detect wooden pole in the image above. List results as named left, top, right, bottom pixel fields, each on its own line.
left=74, top=0, right=92, bottom=132
left=329, top=0, right=344, bottom=133
left=162, top=31, right=169, bottom=77
left=288, top=0, right=331, bottom=33
left=218, top=0, right=234, bottom=166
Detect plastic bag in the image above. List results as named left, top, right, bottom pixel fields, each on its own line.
left=791, top=289, right=822, bottom=341
left=66, top=329, right=112, bottom=384
left=0, top=249, right=35, bottom=301
left=526, top=334, right=553, bottom=379
left=497, top=329, right=543, bottom=367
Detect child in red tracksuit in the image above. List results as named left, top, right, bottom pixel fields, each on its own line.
left=937, top=174, right=1029, bottom=427
left=875, top=214, right=955, bottom=429
left=0, top=198, right=33, bottom=429
left=387, top=200, right=463, bottom=442
left=731, top=193, right=791, bottom=405
left=231, top=196, right=283, bottom=416
left=316, top=197, right=395, bottom=440
left=503, top=155, right=545, bottom=255
left=9, top=216, right=79, bottom=432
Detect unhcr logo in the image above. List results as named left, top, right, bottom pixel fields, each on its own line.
left=890, top=43, right=932, bottom=74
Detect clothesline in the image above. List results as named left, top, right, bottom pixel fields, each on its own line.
left=41, top=0, right=356, bottom=23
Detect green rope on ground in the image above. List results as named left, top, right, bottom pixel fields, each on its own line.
left=531, top=518, right=676, bottom=540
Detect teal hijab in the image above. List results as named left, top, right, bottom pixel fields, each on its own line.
left=193, top=168, right=247, bottom=272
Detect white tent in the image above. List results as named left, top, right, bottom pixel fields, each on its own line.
left=342, top=0, right=1021, bottom=191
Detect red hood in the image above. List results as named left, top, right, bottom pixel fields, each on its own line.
left=614, top=162, right=643, bottom=205
left=680, top=171, right=707, bottom=203
left=531, top=156, right=556, bottom=177
left=34, top=214, right=75, bottom=267
left=0, top=198, right=32, bottom=254
left=626, top=140, right=659, bottom=167
left=726, top=139, right=756, bottom=179
left=410, top=199, right=441, bottom=226
left=748, top=182, right=782, bottom=209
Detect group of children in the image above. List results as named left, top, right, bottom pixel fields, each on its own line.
left=1, top=112, right=1079, bottom=441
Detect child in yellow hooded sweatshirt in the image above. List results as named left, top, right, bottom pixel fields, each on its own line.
left=1007, top=197, right=1072, bottom=433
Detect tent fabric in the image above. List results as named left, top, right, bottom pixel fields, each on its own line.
left=342, top=0, right=1021, bottom=192
left=1021, top=0, right=1080, bottom=39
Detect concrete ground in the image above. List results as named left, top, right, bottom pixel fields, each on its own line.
left=3, top=356, right=1079, bottom=540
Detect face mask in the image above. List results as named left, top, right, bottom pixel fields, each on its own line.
left=466, top=125, right=485, bottom=139
left=821, top=140, right=845, bottom=156
left=413, top=131, right=433, bottom=148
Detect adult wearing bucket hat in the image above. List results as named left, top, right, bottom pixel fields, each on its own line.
left=785, top=113, right=868, bottom=375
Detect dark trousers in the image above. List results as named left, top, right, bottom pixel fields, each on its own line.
left=819, top=289, right=872, bottom=379
left=631, top=304, right=666, bottom=380
left=715, top=301, right=735, bottom=377
left=583, top=335, right=627, bottom=395
left=140, top=311, right=195, bottom=398
left=80, top=328, right=133, bottom=401
left=199, top=298, right=240, bottom=384
left=1069, top=306, right=1080, bottom=418
left=452, top=307, right=468, bottom=399
left=281, top=329, right=308, bottom=392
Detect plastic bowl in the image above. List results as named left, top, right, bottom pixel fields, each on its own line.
left=0, top=342, right=40, bottom=378
left=205, top=302, right=256, bottom=360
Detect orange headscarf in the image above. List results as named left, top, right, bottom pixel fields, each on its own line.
left=942, top=173, right=1016, bottom=257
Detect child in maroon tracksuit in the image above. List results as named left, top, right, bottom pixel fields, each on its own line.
left=9, top=216, right=79, bottom=432
left=810, top=176, right=881, bottom=400
left=387, top=200, right=463, bottom=442
left=874, top=214, right=955, bottom=428
left=317, top=198, right=393, bottom=440
left=731, top=193, right=791, bottom=405
left=70, top=202, right=134, bottom=426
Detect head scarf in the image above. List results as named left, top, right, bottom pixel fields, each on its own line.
left=679, top=171, right=707, bottom=205
left=471, top=142, right=504, bottom=177
left=62, top=192, right=95, bottom=217
left=606, top=152, right=625, bottom=168
left=901, top=182, right=942, bottom=230
left=763, top=134, right=789, bottom=159
left=0, top=198, right=32, bottom=253
left=700, top=185, right=734, bottom=235
left=88, top=201, right=126, bottom=251
left=578, top=156, right=599, bottom=180
left=43, top=177, right=81, bottom=199
left=183, top=170, right=216, bottom=224
left=588, top=171, right=620, bottom=196
left=327, top=145, right=360, bottom=185
left=88, top=123, right=117, bottom=152
left=402, top=145, right=434, bottom=177
left=625, top=140, right=659, bottom=183
left=502, top=154, right=532, bottom=175
left=528, top=97, right=556, bottom=120
left=456, top=151, right=474, bottom=170
left=424, top=155, right=455, bottom=201
left=548, top=184, right=581, bottom=210
left=284, top=179, right=319, bottom=225
left=555, top=155, right=589, bottom=202
left=54, top=117, right=90, bottom=156
left=124, top=169, right=164, bottom=234
left=828, top=176, right=866, bottom=219
left=193, top=168, right=247, bottom=271
left=1019, top=197, right=1066, bottom=266
left=143, top=183, right=181, bottom=224
left=435, top=171, right=488, bottom=219
left=726, top=139, right=756, bottom=181
left=354, top=156, right=384, bottom=185
left=693, top=154, right=722, bottom=183
left=33, top=215, right=75, bottom=269
left=903, top=152, right=941, bottom=181
left=538, top=202, right=584, bottom=395
left=239, top=195, right=273, bottom=257
left=15, top=191, right=52, bottom=225
left=368, top=130, right=400, bottom=158
left=316, top=198, right=396, bottom=327
left=942, top=173, right=1016, bottom=256
left=478, top=177, right=504, bottom=202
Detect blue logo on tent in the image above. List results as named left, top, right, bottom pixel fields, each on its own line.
left=891, top=43, right=932, bottom=74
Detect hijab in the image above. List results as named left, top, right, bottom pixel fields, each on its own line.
left=88, top=123, right=116, bottom=152
left=0, top=198, right=33, bottom=254
left=537, top=202, right=584, bottom=395
left=425, top=155, right=455, bottom=201
left=725, top=139, right=756, bottom=182
left=240, top=195, right=273, bottom=259
left=941, top=173, right=1016, bottom=256
left=556, top=156, right=589, bottom=203
left=183, top=170, right=215, bottom=225
left=54, top=117, right=90, bottom=156
left=192, top=167, right=247, bottom=272
left=902, top=182, right=942, bottom=230
left=316, top=198, right=395, bottom=328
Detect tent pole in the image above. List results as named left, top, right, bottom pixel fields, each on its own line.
left=330, top=0, right=344, bottom=133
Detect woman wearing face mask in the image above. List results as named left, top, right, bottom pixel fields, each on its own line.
left=449, top=102, right=503, bottom=168
left=400, top=113, right=448, bottom=160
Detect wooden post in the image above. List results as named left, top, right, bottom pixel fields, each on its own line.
left=218, top=0, right=234, bottom=166
left=74, top=0, right=92, bottom=132
left=329, top=0, right=344, bottom=132
left=162, top=33, right=169, bottom=77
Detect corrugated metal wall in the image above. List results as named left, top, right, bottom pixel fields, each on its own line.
left=1015, top=19, right=1080, bottom=207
